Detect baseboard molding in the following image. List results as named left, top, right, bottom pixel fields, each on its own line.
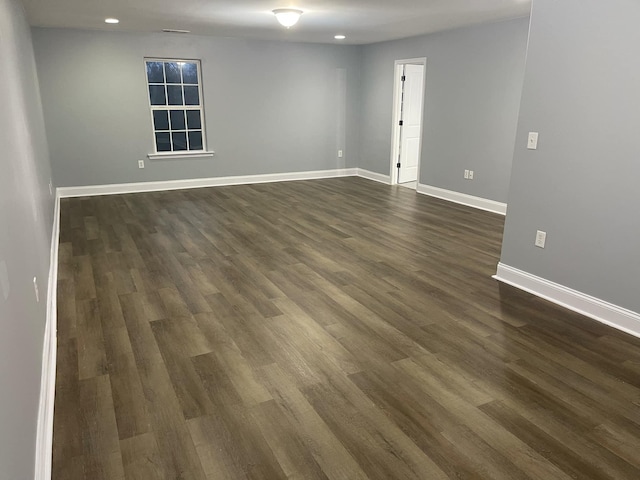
left=356, top=169, right=391, bottom=185
left=416, top=184, right=507, bottom=215
left=57, top=168, right=358, bottom=198
left=494, top=263, right=640, bottom=339
left=35, top=193, right=60, bottom=480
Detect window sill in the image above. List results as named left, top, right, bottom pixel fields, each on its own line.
left=147, top=151, right=215, bottom=160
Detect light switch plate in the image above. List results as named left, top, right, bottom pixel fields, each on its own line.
left=528, top=132, right=539, bottom=150
left=33, top=277, right=40, bottom=303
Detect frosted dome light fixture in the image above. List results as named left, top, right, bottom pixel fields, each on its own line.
left=273, top=9, right=303, bottom=28
left=104, top=18, right=120, bottom=24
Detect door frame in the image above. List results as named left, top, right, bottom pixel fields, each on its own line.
left=389, top=57, right=427, bottom=186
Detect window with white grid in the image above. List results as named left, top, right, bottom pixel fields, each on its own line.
left=145, top=59, right=206, bottom=154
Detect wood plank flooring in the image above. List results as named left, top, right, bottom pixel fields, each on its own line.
left=53, top=177, right=640, bottom=479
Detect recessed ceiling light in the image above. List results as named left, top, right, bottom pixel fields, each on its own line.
left=334, top=35, right=346, bottom=40
left=104, top=18, right=119, bottom=24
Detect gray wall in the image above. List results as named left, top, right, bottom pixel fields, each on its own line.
left=0, top=0, right=55, bottom=477
left=32, top=28, right=362, bottom=187
left=359, top=18, right=529, bottom=203
left=500, top=0, right=640, bottom=313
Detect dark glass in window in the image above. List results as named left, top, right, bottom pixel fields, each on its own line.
left=153, top=110, right=169, bottom=130
left=167, top=85, right=183, bottom=105
left=172, top=132, right=188, bottom=151
left=155, top=132, right=171, bottom=151
left=188, top=131, right=203, bottom=150
left=149, top=85, right=166, bottom=105
left=186, top=110, right=201, bottom=129
left=170, top=110, right=186, bottom=130
left=182, top=63, right=198, bottom=84
left=146, top=62, right=164, bottom=83
left=165, top=62, right=182, bottom=83
left=184, top=86, right=199, bottom=106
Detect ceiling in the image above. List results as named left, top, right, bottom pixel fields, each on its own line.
left=22, top=0, right=531, bottom=45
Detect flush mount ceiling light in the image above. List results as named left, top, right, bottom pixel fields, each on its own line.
left=104, top=18, right=119, bottom=24
left=272, top=9, right=303, bottom=28
left=334, top=35, right=346, bottom=40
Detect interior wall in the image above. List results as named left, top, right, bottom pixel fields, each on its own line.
left=0, top=0, right=55, bottom=477
left=359, top=17, right=529, bottom=202
left=500, top=0, right=640, bottom=314
left=32, top=28, right=362, bottom=187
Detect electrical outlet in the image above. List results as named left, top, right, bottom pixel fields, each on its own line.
left=469, top=170, right=474, bottom=180
left=464, top=170, right=469, bottom=179
left=338, top=150, right=343, bottom=158
left=528, top=132, right=539, bottom=150
left=0, top=260, right=9, bottom=301
left=535, top=230, right=547, bottom=248
left=138, top=160, right=145, bottom=169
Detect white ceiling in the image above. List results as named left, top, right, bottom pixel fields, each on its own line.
left=22, top=0, right=531, bottom=45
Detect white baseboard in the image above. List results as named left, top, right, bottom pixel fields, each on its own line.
left=494, top=263, right=640, bottom=339
left=356, top=169, right=391, bottom=185
left=58, top=168, right=359, bottom=198
left=416, top=184, right=507, bottom=215
left=35, top=193, right=60, bottom=480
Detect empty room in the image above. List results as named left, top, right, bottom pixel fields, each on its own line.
left=2, top=0, right=640, bottom=478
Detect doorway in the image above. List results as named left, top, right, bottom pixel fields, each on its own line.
left=390, top=58, right=426, bottom=187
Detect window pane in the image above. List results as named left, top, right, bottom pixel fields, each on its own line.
left=167, top=85, right=183, bottom=105
left=188, top=131, right=203, bottom=150
left=149, top=85, right=166, bottom=105
left=184, top=86, right=199, bottom=106
left=186, top=110, right=201, bottom=129
left=182, top=63, right=198, bottom=84
left=146, top=59, right=205, bottom=154
left=153, top=110, right=169, bottom=130
left=146, top=62, right=164, bottom=83
left=172, top=132, right=188, bottom=151
left=155, top=132, right=171, bottom=151
left=170, top=110, right=186, bottom=130
left=165, top=62, right=181, bottom=83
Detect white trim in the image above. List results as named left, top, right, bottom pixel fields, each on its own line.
left=494, top=263, right=640, bottom=339
left=356, top=169, right=391, bottom=185
left=390, top=62, right=403, bottom=185
left=35, top=193, right=60, bottom=480
left=389, top=57, right=427, bottom=186
left=416, top=183, right=507, bottom=215
left=58, top=168, right=358, bottom=198
left=147, top=151, right=214, bottom=160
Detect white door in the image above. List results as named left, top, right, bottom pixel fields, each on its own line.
left=398, top=64, right=425, bottom=184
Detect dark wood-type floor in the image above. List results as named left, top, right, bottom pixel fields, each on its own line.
left=53, top=177, right=640, bottom=479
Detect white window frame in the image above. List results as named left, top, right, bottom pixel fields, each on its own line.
left=144, top=57, right=214, bottom=160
